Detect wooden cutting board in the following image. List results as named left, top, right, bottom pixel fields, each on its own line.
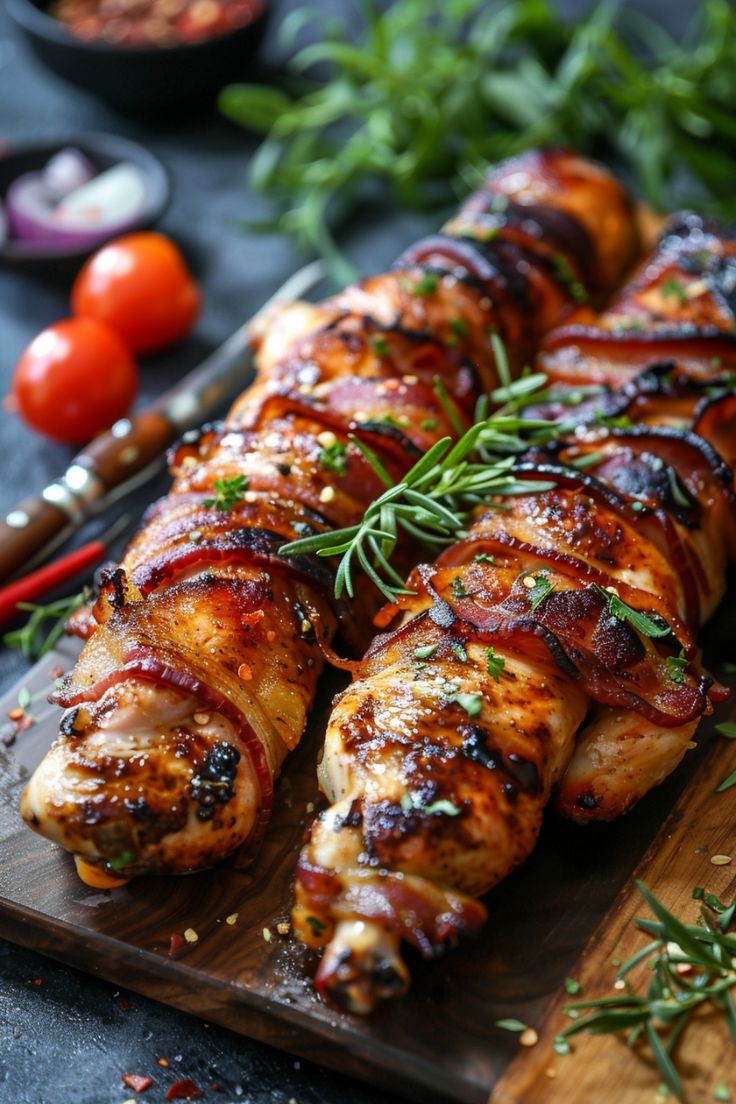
left=1, top=596, right=735, bottom=1104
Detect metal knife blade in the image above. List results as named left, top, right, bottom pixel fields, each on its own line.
left=0, top=259, right=326, bottom=584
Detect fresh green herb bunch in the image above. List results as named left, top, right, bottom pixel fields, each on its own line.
left=220, top=0, right=736, bottom=278
left=560, top=881, right=736, bottom=1103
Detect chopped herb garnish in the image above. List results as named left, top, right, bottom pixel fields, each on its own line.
left=451, top=575, right=468, bottom=599
left=714, top=1083, right=732, bottom=1103
left=450, top=318, right=469, bottom=337
left=412, top=271, right=439, bottom=297
left=528, top=575, right=555, bottom=612
left=486, top=646, right=505, bottom=682
left=420, top=418, right=438, bottom=431
left=188, top=530, right=203, bottom=543
left=400, top=793, right=461, bottom=817
left=666, top=651, right=687, bottom=685
left=4, top=592, right=86, bottom=660
left=451, top=641, right=468, bottom=663
left=109, top=851, right=137, bottom=871
left=306, top=915, right=326, bottom=935
left=370, top=334, right=389, bottom=357
left=660, top=276, right=688, bottom=306
left=564, top=977, right=581, bottom=996
left=319, top=439, right=348, bottom=475
left=203, top=474, right=248, bottom=512
left=552, top=254, right=587, bottom=304
left=562, top=881, right=736, bottom=1103
left=716, top=722, right=736, bottom=739
left=414, top=643, right=438, bottom=661
left=444, top=685, right=483, bottom=717
left=495, top=1018, right=528, bottom=1033
left=666, top=467, right=693, bottom=509
left=592, top=584, right=673, bottom=639
left=17, top=687, right=31, bottom=712
left=474, top=552, right=495, bottom=564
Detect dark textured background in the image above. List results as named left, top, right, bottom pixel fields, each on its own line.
left=0, top=1, right=683, bottom=1101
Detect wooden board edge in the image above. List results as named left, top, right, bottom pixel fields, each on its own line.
left=488, top=726, right=736, bottom=1103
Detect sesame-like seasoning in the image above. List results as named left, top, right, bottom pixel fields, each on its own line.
left=523, top=576, right=536, bottom=589
left=225, top=913, right=238, bottom=926
left=710, top=854, right=732, bottom=865
left=192, top=712, right=210, bottom=726
left=263, top=928, right=272, bottom=942
left=319, top=486, right=336, bottom=503
left=317, top=430, right=337, bottom=448
left=183, top=928, right=199, bottom=944
left=519, top=1028, right=538, bottom=1047
left=276, top=921, right=291, bottom=936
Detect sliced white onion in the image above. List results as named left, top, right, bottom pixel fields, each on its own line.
left=5, top=162, right=148, bottom=250
left=42, top=147, right=96, bottom=199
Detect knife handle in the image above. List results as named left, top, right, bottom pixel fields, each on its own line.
left=0, top=498, right=70, bottom=584
left=0, top=410, right=175, bottom=586
left=77, top=409, right=174, bottom=488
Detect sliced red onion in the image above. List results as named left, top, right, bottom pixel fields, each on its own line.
left=42, top=147, right=96, bottom=199
left=5, top=161, right=148, bottom=249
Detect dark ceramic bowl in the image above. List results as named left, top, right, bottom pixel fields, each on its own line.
left=0, top=133, right=171, bottom=275
left=6, top=0, right=269, bottom=115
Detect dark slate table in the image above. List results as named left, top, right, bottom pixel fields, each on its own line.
left=0, top=0, right=685, bottom=1100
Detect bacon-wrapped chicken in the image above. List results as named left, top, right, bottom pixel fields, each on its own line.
left=20, top=151, right=640, bottom=887
left=293, top=212, right=736, bottom=1013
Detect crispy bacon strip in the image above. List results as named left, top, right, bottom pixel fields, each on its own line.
left=294, top=210, right=736, bottom=1013
left=21, top=151, right=640, bottom=883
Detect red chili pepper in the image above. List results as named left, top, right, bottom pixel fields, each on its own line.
left=168, top=932, right=185, bottom=954
left=166, top=1080, right=203, bottom=1100
left=122, top=1073, right=153, bottom=1093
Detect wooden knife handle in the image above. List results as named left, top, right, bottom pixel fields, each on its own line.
left=0, top=410, right=175, bottom=586
left=0, top=497, right=70, bottom=583
left=77, top=409, right=174, bottom=488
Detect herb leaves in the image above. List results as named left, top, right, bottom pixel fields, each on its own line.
left=560, top=882, right=736, bottom=1103
left=220, top=0, right=736, bottom=277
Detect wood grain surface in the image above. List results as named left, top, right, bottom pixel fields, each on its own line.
left=1, top=596, right=734, bottom=1103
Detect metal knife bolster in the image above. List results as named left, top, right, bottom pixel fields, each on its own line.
left=0, top=259, right=326, bottom=584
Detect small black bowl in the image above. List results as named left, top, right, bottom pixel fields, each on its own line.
left=6, top=0, right=269, bottom=115
left=0, top=133, right=171, bottom=275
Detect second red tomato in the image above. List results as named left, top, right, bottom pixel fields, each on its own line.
left=71, top=231, right=201, bottom=354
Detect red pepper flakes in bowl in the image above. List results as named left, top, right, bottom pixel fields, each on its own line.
left=50, top=0, right=263, bottom=47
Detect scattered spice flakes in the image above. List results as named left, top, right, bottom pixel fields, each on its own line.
left=545, top=1067, right=557, bottom=1079
left=519, top=1028, right=538, bottom=1047
left=33, top=978, right=42, bottom=986
left=276, top=921, right=291, bottom=936
left=121, top=1073, right=153, bottom=1093
left=237, top=663, right=253, bottom=681
left=183, top=928, right=199, bottom=944
left=710, top=854, right=732, bottom=866
left=263, top=928, right=272, bottom=942
left=158, top=1058, right=170, bottom=1068
left=165, top=1079, right=203, bottom=1101
left=168, top=932, right=185, bottom=955
left=225, top=913, right=238, bottom=926
left=240, top=608, right=265, bottom=629
left=48, top=663, right=64, bottom=681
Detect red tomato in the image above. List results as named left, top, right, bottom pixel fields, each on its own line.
left=11, top=318, right=138, bottom=444
left=71, top=232, right=201, bottom=354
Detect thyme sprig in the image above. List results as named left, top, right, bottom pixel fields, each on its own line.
left=560, top=881, right=736, bottom=1102
left=3, top=593, right=86, bottom=659
left=280, top=367, right=562, bottom=601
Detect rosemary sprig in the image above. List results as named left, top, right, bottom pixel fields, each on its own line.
left=560, top=881, right=736, bottom=1103
left=3, top=593, right=86, bottom=659
left=280, top=371, right=560, bottom=601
